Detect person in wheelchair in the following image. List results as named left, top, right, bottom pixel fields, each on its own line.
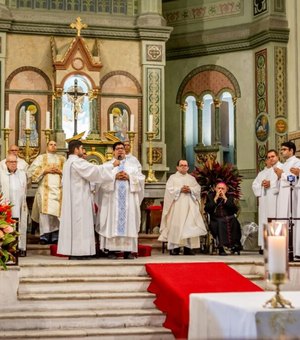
left=204, top=181, right=242, bottom=256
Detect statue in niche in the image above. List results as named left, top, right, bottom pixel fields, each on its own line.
left=18, top=102, right=39, bottom=147
left=110, top=104, right=129, bottom=141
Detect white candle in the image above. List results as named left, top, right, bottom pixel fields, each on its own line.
left=25, top=110, right=30, bottom=129
left=130, top=114, right=134, bottom=132
left=5, top=110, right=10, bottom=129
left=268, top=236, right=286, bottom=274
left=109, top=114, right=114, bottom=131
left=148, top=114, right=153, bottom=132
left=46, top=111, right=50, bottom=130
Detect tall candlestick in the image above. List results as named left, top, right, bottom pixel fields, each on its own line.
left=46, top=111, right=50, bottom=130
left=268, top=236, right=286, bottom=274
left=148, top=114, right=153, bottom=132
left=130, top=114, right=134, bottom=132
left=26, top=110, right=30, bottom=129
left=109, top=114, right=114, bottom=131
left=5, top=110, right=10, bottom=129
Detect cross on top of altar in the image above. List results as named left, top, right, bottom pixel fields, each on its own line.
left=70, top=17, right=87, bottom=37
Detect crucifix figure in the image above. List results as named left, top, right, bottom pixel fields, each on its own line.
left=65, top=79, right=87, bottom=136
left=70, top=17, right=87, bottom=37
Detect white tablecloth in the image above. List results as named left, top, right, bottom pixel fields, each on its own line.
left=188, top=291, right=300, bottom=339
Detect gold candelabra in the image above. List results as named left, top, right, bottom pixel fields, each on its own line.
left=127, top=131, right=136, bottom=154
left=24, top=128, right=32, bottom=164
left=43, top=129, right=53, bottom=144
left=2, top=128, right=13, bottom=154
left=145, top=131, right=158, bottom=183
left=263, top=273, right=293, bottom=308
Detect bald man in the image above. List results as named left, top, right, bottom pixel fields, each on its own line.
left=0, top=145, right=29, bottom=172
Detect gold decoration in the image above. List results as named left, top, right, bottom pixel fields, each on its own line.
left=70, top=17, right=87, bottom=37
left=145, top=132, right=158, bottom=183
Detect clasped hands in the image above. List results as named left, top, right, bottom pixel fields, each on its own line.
left=214, top=190, right=227, bottom=203
left=116, top=170, right=129, bottom=181
left=274, top=166, right=300, bottom=179
left=44, top=165, right=62, bottom=176
left=181, top=185, right=191, bottom=193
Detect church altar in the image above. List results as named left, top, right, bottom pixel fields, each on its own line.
left=188, top=291, right=300, bottom=339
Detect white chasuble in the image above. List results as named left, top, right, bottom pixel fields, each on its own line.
left=252, top=165, right=280, bottom=247
left=29, top=153, right=65, bottom=218
left=158, top=172, right=207, bottom=248
left=98, top=158, right=145, bottom=252
left=58, top=155, right=114, bottom=256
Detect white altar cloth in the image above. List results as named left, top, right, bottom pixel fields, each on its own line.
left=188, top=291, right=300, bottom=339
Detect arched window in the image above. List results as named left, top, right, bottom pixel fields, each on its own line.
left=62, top=74, right=91, bottom=139
left=202, top=94, right=213, bottom=146
left=220, top=91, right=235, bottom=163
left=184, top=96, right=198, bottom=166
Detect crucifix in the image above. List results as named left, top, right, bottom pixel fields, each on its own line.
left=65, top=79, right=88, bottom=136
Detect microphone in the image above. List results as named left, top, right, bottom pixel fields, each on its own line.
left=118, top=155, right=122, bottom=160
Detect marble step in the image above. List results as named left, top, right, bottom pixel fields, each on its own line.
left=0, top=308, right=165, bottom=331
left=19, top=276, right=151, bottom=294
left=20, top=261, right=148, bottom=278
left=0, top=326, right=174, bottom=340
left=17, top=291, right=156, bottom=310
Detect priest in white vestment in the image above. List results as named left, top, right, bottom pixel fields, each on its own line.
left=274, top=141, right=300, bottom=258
left=158, top=160, right=207, bottom=255
left=0, top=144, right=29, bottom=172
left=0, top=154, right=28, bottom=256
left=58, top=140, right=119, bottom=259
left=28, top=140, right=65, bottom=244
left=97, top=141, right=145, bottom=259
left=252, top=149, right=282, bottom=250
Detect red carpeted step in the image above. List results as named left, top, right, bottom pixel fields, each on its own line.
left=146, top=262, right=263, bottom=339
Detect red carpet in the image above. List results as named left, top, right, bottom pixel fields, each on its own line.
left=146, top=262, right=263, bottom=339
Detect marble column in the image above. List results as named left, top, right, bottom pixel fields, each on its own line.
left=214, top=98, right=221, bottom=145
left=196, top=100, right=204, bottom=147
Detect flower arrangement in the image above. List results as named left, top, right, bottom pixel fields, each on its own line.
left=192, top=159, right=243, bottom=199
left=0, top=193, right=18, bottom=270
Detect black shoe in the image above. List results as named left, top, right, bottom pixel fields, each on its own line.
left=107, top=251, right=118, bottom=259
left=40, top=232, right=52, bottom=245
left=183, top=247, right=195, bottom=255
left=69, top=255, right=93, bottom=260
left=19, top=250, right=27, bottom=257
left=50, top=230, right=59, bottom=244
left=230, top=246, right=241, bottom=255
left=169, top=248, right=180, bottom=256
left=219, top=247, right=228, bottom=256
left=124, top=252, right=135, bottom=259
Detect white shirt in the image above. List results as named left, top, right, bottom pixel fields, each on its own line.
left=8, top=171, right=23, bottom=218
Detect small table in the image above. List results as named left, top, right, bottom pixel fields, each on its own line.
left=188, top=291, right=300, bottom=339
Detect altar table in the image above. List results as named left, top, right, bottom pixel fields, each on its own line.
left=188, top=291, right=300, bottom=339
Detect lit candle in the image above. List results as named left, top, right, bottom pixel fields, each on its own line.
left=109, top=114, right=114, bottom=131
left=25, top=110, right=30, bottom=129
left=148, top=114, right=153, bottom=132
left=5, top=110, right=10, bottom=129
left=46, top=111, right=50, bottom=130
left=130, top=114, right=134, bottom=131
left=268, top=236, right=286, bottom=274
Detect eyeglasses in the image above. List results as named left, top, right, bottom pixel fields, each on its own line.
left=115, top=147, right=125, bottom=150
left=10, top=149, right=18, bottom=152
left=178, top=164, right=188, bottom=167
left=7, top=161, right=17, bottom=163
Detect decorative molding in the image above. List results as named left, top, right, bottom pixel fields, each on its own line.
left=100, top=70, right=142, bottom=94
left=147, top=68, right=161, bottom=140
left=255, top=48, right=268, bottom=171
left=164, top=0, right=242, bottom=25
left=253, top=0, right=267, bottom=17
left=146, top=44, right=163, bottom=62
left=147, top=147, right=163, bottom=164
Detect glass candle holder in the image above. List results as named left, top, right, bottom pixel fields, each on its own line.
left=263, top=221, right=293, bottom=308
